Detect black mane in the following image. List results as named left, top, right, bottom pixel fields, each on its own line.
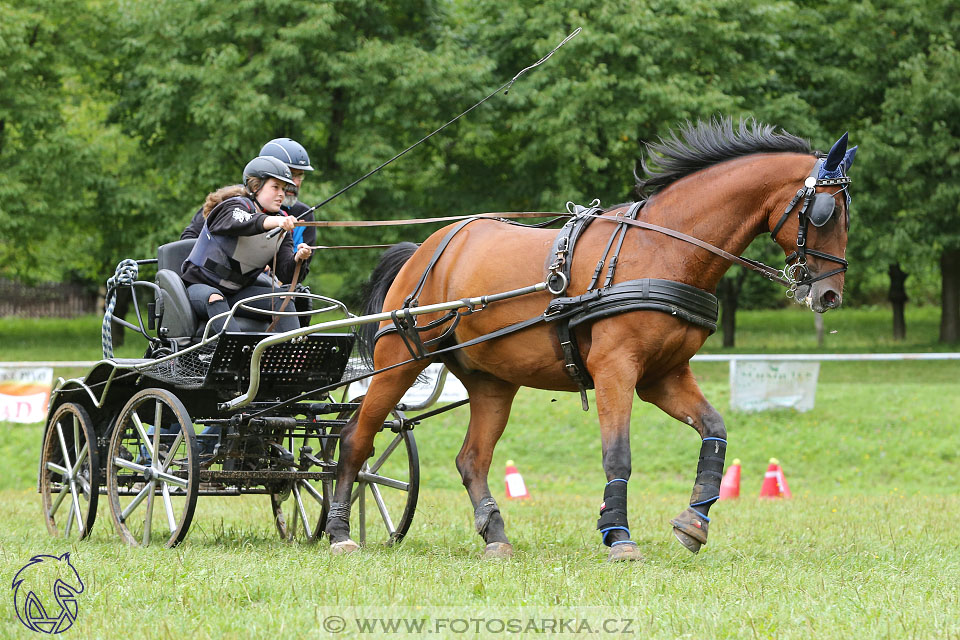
left=635, top=117, right=812, bottom=196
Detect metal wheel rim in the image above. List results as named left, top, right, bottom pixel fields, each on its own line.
left=40, top=403, right=99, bottom=540
left=106, top=388, right=198, bottom=548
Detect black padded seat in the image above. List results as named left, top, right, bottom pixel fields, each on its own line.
left=155, top=239, right=271, bottom=340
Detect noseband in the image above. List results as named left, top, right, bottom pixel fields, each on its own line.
left=770, top=158, right=851, bottom=297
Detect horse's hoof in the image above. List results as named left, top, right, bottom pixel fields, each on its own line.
left=672, top=528, right=702, bottom=554
left=607, top=542, right=643, bottom=562
left=330, top=539, right=360, bottom=555
left=670, top=507, right=709, bottom=554
left=483, top=542, right=514, bottom=559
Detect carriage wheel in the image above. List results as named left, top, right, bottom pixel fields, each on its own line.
left=338, top=401, right=420, bottom=546
left=40, top=403, right=99, bottom=539
left=106, top=388, right=199, bottom=547
left=270, top=428, right=331, bottom=542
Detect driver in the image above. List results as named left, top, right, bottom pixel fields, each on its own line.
left=181, top=156, right=312, bottom=334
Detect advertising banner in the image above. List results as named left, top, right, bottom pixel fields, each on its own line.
left=729, top=360, right=820, bottom=412
left=0, top=367, right=54, bottom=424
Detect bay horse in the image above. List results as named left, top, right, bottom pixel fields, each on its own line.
left=325, top=118, right=857, bottom=560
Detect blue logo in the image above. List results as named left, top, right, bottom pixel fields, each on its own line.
left=11, top=553, right=84, bottom=634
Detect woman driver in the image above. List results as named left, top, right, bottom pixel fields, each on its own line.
left=181, top=156, right=312, bottom=334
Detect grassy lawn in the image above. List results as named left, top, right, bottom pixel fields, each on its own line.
left=1, top=307, right=958, bottom=638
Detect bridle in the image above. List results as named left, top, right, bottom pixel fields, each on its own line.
left=770, top=157, right=851, bottom=298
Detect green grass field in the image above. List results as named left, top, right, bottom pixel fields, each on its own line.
left=1, top=308, right=959, bottom=638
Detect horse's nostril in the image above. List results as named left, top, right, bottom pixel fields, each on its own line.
left=822, top=290, right=839, bottom=308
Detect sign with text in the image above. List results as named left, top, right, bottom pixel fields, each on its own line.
left=729, top=360, right=820, bottom=412
left=348, top=362, right=467, bottom=407
left=0, top=367, right=54, bottom=424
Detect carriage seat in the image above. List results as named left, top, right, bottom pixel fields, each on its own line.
left=155, top=239, right=273, bottom=341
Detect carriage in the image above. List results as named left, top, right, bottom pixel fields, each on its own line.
left=40, top=121, right=856, bottom=560
left=38, top=238, right=468, bottom=548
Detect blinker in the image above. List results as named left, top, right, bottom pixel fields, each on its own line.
left=808, top=192, right=836, bottom=227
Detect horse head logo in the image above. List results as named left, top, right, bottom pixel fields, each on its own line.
left=11, top=553, right=84, bottom=634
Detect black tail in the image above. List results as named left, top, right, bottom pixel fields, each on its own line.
left=356, top=242, right=419, bottom=367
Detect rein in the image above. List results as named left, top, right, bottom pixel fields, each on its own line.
left=581, top=212, right=791, bottom=286
left=294, top=211, right=568, bottom=228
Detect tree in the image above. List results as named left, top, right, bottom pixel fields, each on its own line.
left=0, top=0, right=118, bottom=286
left=864, top=38, right=960, bottom=342
left=95, top=0, right=492, bottom=299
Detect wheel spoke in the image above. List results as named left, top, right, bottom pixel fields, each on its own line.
left=143, top=483, right=156, bottom=545
left=161, top=431, right=184, bottom=472
left=131, top=413, right=153, bottom=458
left=120, top=481, right=153, bottom=521
left=49, top=483, right=69, bottom=518
left=153, top=401, right=163, bottom=456
left=293, top=483, right=312, bottom=539
left=299, top=479, right=324, bottom=504
left=73, top=414, right=81, bottom=462
left=369, top=483, right=396, bottom=534
left=74, top=442, right=89, bottom=469
left=56, top=423, right=73, bottom=475
left=154, top=469, right=188, bottom=489
left=46, top=461, right=69, bottom=476
left=114, top=457, right=147, bottom=474
left=162, top=483, right=177, bottom=533
left=76, top=473, right=92, bottom=497
left=64, top=494, right=75, bottom=536
left=368, top=434, right=402, bottom=475
left=70, top=483, right=86, bottom=536
left=357, top=470, right=409, bottom=492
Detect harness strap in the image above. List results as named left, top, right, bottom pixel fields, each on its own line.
left=584, top=213, right=790, bottom=285
left=404, top=218, right=480, bottom=308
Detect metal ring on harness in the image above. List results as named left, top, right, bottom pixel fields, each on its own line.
left=546, top=272, right=568, bottom=295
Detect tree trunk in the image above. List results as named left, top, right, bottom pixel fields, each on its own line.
left=888, top=262, right=908, bottom=341
left=718, top=269, right=745, bottom=348
left=940, top=248, right=960, bottom=343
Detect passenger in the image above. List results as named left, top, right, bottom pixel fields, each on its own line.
left=181, top=156, right=312, bottom=335
left=258, top=138, right=317, bottom=327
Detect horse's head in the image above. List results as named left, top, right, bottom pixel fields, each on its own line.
left=770, top=133, right=857, bottom=312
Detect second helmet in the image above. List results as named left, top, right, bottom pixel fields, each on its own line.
left=260, top=138, right=313, bottom=172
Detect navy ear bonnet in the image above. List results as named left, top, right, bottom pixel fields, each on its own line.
left=811, top=133, right=857, bottom=227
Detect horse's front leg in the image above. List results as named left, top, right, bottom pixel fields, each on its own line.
left=591, top=361, right=644, bottom=562
left=638, top=363, right=727, bottom=554
left=325, top=356, right=426, bottom=554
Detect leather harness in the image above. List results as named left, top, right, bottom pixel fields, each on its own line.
left=375, top=203, right=720, bottom=410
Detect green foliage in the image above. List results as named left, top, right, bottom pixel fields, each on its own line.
left=0, top=0, right=957, bottom=313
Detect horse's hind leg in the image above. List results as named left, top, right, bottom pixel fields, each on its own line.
left=638, top=364, right=727, bottom=554
left=450, top=370, right=519, bottom=559
left=325, top=348, right=428, bottom=553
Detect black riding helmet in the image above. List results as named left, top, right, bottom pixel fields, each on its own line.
left=259, top=138, right=314, bottom=172
left=242, top=156, right=297, bottom=196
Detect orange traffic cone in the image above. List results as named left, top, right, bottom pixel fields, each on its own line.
left=759, top=458, right=792, bottom=499
left=719, top=458, right=741, bottom=500
left=505, top=460, right=529, bottom=499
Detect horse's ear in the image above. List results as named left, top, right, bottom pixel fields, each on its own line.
left=824, top=132, right=849, bottom=172
left=842, top=145, right=858, bottom=172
